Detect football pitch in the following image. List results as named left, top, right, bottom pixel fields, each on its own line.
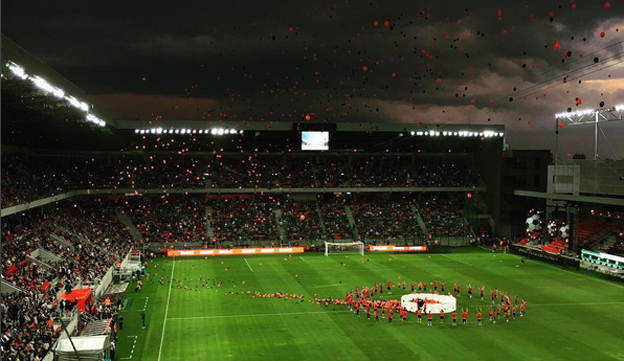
left=116, top=249, right=624, bottom=361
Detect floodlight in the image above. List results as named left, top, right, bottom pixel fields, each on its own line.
left=8, top=63, right=28, bottom=80
left=33, top=76, right=54, bottom=93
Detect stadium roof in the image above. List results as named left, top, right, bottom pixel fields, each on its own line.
left=2, top=36, right=504, bottom=152
left=1, top=35, right=113, bottom=128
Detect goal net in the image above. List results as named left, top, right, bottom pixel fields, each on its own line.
left=324, top=242, right=365, bottom=256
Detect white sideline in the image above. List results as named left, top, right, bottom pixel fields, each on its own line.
left=157, top=258, right=175, bottom=361
left=167, top=310, right=351, bottom=321
left=244, top=258, right=254, bottom=272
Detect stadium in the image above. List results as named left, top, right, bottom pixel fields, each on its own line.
left=2, top=2, right=624, bottom=361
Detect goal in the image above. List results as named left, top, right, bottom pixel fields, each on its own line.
left=324, top=241, right=365, bottom=256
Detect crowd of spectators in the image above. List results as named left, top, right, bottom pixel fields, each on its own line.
left=124, top=197, right=207, bottom=245
left=412, top=158, right=480, bottom=187
left=351, top=157, right=411, bottom=187
left=211, top=197, right=279, bottom=244
left=0, top=154, right=122, bottom=207
left=351, top=197, right=423, bottom=242
left=279, top=199, right=324, bottom=242
left=284, top=157, right=317, bottom=188
left=314, top=157, right=350, bottom=188
left=319, top=197, right=355, bottom=240
left=415, top=195, right=472, bottom=237
left=2, top=154, right=482, bottom=208
left=1, top=290, right=57, bottom=361
left=1, top=199, right=134, bottom=361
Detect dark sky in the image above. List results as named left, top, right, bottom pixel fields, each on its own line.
left=3, top=0, right=624, bottom=158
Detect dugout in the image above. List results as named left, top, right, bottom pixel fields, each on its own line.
left=54, top=335, right=111, bottom=361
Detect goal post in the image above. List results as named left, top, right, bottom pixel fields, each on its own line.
left=324, top=241, right=365, bottom=256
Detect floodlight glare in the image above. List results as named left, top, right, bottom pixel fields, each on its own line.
left=33, top=77, right=54, bottom=93
left=8, top=63, right=28, bottom=80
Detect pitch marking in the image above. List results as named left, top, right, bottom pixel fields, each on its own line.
left=244, top=258, right=254, bottom=272
left=438, top=253, right=473, bottom=267
left=120, top=336, right=138, bottom=359
left=157, top=258, right=175, bottom=361
left=167, top=310, right=351, bottom=321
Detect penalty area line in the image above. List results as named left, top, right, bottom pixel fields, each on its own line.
left=167, top=310, right=351, bottom=321
left=244, top=258, right=254, bottom=272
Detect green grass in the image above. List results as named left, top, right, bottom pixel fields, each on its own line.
left=115, top=250, right=624, bottom=361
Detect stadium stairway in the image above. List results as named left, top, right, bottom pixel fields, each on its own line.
left=274, top=208, right=287, bottom=241
left=315, top=199, right=329, bottom=235
left=591, top=235, right=617, bottom=252
left=26, top=248, right=61, bottom=271
left=344, top=205, right=359, bottom=239
left=205, top=207, right=215, bottom=239
left=115, top=209, right=143, bottom=241
left=50, top=233, right=75, bottom=250
left=1, top=279, right=24, bottom=295
left=410, top=205, right=428, bottom=236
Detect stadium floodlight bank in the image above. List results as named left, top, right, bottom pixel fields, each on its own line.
left=324, top=242, right=365, bottom=256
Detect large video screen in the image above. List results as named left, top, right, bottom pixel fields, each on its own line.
left=301, top=131, right=329, bottom=151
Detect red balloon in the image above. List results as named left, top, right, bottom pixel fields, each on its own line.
left=300, top=215, right=306, bottom=221
left=467, top=193, right=473, bottom=199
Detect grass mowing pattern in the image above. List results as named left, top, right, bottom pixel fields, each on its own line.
left=115, top=249, right=624, bottom=361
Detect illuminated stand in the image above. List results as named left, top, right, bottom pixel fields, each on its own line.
left=400, top=293, right=457, bottom=314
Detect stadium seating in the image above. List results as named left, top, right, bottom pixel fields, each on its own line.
left=415, top=196, right=472, bottom=238
left=124, top=197, right=207, bottom=245
left=1, top=200, right=133, bottom=361
left=211, top=198, right=279, bottom=244
left=577, top=220, right=618, bottom=246
left=540, top=237, right=568, bottom=254
left=319, top=197, right=354, bottom=240
left=1, top=154, right=483, bottom=208
left=351, top=198, right=423, bottom=242
left=279, top=199, right=324, bottom=242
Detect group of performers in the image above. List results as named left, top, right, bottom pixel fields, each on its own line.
left=335, top=281, right=526, bottom=326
